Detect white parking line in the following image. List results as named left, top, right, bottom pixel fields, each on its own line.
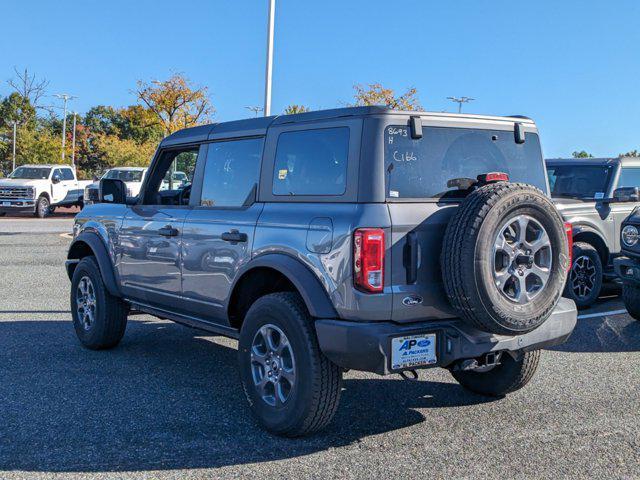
left=577, top=309, right=627, bottom=320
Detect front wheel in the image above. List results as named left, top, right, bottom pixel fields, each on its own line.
left=622, top=284, right=640, bottom=321
left=450, top=350, right=541, bottom=397
left=35, top=195, right=50, bottom=218
left=71, top=256, right=128, bottom=349
left=238, top=292, right=342, bottom=437
left=564, top=242, right=603, bottom=309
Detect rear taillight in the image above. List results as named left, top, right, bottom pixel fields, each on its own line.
left=564, top=222, right=573, bottom=271
left=354, top=228, right=385, bottom=293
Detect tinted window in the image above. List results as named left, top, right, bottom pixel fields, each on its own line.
left=546, top=164, right=614, bottom=199
left=273, top=127, right=349, bottom=196
left=617, top=167, right=640, bottom=189
left=61, top=168, right=75, bottom=180
left=201, top=138, right=263, bottom=207
left=104, top=169, right=144, bottom=182
left=53, top=169, right=63, bottom=180
left=385, top=126, right=547, bottom=199
left=9, top=167, right=50, bottom=179
left=143, top=148, right=198, bottom=205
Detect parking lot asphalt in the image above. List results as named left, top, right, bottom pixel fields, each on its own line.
left=0, top=215, right=639, bottom=479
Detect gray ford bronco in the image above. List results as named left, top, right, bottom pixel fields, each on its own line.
left=546, top=157, right=640, bottom=308
left=66, top=107, right=577, bottom=436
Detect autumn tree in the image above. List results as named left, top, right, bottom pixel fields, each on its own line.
left=351, top=83, right=422, bottom=111
left=283, top=104, right=310, bottom=114
left=134, top=74, right=214, bottom=135
left=620, top=150, right=639, bottom=158
left=572, top=150, right=594, bottom=158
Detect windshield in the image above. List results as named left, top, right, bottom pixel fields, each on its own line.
left=385, top=126, right=547, bottom=199
left=546, top=164, right=614, bottom=199
left=9, top=167, right=51, bottom=180
left=103, top=169, right=144, bottom=182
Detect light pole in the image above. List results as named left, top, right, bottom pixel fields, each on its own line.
left=447, top=96, right=475, bottom=113
left=71, top=112, right=77, bottom=167
left=264, top=0, right=275, bottom=116
left=11, top=120, right=17, bottom=172
left=54, top=93, right=77, bottom=162
left=245, top=105, right=264, bottom=117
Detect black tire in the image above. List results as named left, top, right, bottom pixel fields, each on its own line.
left=70, top=256, right=128, bottom=350
left=35, top=195, right=50, bottom=218
left=0, top=212, right=5, bottom=217
left=622, top=284, right=640, bottom=321
left=451, top=350, right=541, bottom=397
left=238, top=292, right=342, bottom=437
left=564, top=242, right=603, bottom=309
left=441, top=182, right=569, bottom=335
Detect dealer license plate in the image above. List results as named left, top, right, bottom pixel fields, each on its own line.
left=391, top=333, right=437, bottom=370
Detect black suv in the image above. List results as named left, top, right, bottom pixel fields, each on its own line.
left=66, top=107, right=577, bottom=436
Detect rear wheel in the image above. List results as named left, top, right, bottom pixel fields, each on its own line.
left=622, top=284, right=640, bottom=321
left=451, top=350, right=541, bottom=397
left=238, top=292, right=342, bottom=437
left=70, top=256, right=128, bottom=349
left=35, top=195, right=50, bottom=218
left=564, top=242, right=602, bottom=309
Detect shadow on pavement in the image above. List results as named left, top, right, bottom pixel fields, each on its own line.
left=550, top=312, right=640, bottom=353
left=0, top=318, right=494, bottom=473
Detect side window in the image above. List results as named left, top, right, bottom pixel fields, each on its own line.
left=617, top=168, right=640, bottom=189
left=61, top=168, right=75, bottom=180
left=200, top=138, right=263, bottom=207
left=53, top=168, right=63, bottom=180
left=272, top=127, right=349, bottom=196
left=143, top=147, right=199, bottom=205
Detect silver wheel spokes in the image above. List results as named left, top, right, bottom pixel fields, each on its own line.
left=493, top=215, right=552, bottom=304
left=76, top=276, right=97, bottom=330
left=250, top=324, right=296, bottom=407
left=570, top=255, right=596, bottom=298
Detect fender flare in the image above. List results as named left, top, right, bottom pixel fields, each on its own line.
left=66, top=231, right=122, bottom=297
left=229, top=253, right=338, bottom=319
left=570, top=223, right=610, bottom=260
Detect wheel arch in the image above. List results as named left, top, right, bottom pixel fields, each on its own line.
left=66, top=232, right=121, bottom=297
left=572, top=225, right=609, bottom=265
left=227, top=254, right=338, bottom=329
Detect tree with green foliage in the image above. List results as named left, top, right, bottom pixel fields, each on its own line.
left=572, top=150, right=594, bottom=158
left=351, top=83, right=422, bottom=111
left=620, top=150, right=639, bottom=158
left=283, top=104, right=310, bottom=114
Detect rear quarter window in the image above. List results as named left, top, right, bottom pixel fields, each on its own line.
left=384, top=125, right=547, bottom=199
left=272, top=127, right=349, bottom=196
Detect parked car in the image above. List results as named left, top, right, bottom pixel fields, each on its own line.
left=84, top=167, right=148, bottom=205
left=613, top=203, right=640, bottom=320
left=546, top=157, right=640, bottom=307
left=66, top=107, right=576, bottom=436
left=0, top=164, right=91, bottom=218
left=160, top=170, right=189, bottom=191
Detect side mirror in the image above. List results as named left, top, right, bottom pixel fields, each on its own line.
left=612, top=187, right=640, bottom=203
left=99, top=178, right=127, bottom=204
left=52, top=174, right=61, bottom=184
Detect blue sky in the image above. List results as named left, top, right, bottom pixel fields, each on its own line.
left=2, top=0, right=639, bottom=157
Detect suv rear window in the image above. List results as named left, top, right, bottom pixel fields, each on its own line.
left=385, top=126, right=547, bottom=199
left=546, top=164, right=614, bottom=199
left=273, top=127, right=349, bottom=196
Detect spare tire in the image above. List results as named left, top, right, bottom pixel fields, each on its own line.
left=441, top=182, right=569, bottom=335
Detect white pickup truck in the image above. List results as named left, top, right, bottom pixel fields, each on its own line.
left=0, top=164, right=91, bottom=218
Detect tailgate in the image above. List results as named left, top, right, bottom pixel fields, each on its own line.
left=388, top=202, right=458, bottom=322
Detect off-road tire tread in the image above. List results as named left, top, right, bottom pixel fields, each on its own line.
left=565, top=242, right=603, bottom=309
left=72, top=256, right=128, bottom=349
left=241, top=292, right=342, bottom=437
left=622, top=284, right=640, bottom=321
left=441, top=182, right=564, bottom=334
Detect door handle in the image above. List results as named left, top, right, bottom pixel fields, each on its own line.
left=221, top=229, right=248, bottom=243
left=158, top=225, right=179, bottom=237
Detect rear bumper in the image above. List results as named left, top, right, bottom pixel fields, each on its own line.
left=315, top=297, right=577, bottom=375
left=614, top=256, right=640, bottom=285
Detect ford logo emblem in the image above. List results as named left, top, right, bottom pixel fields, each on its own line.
left=402, top=295, right=423, bottom=306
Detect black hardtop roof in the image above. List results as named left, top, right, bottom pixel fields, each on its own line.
left=546, top=157, right=621, bottom=166
left=160, top=106, right=534, bottom=147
